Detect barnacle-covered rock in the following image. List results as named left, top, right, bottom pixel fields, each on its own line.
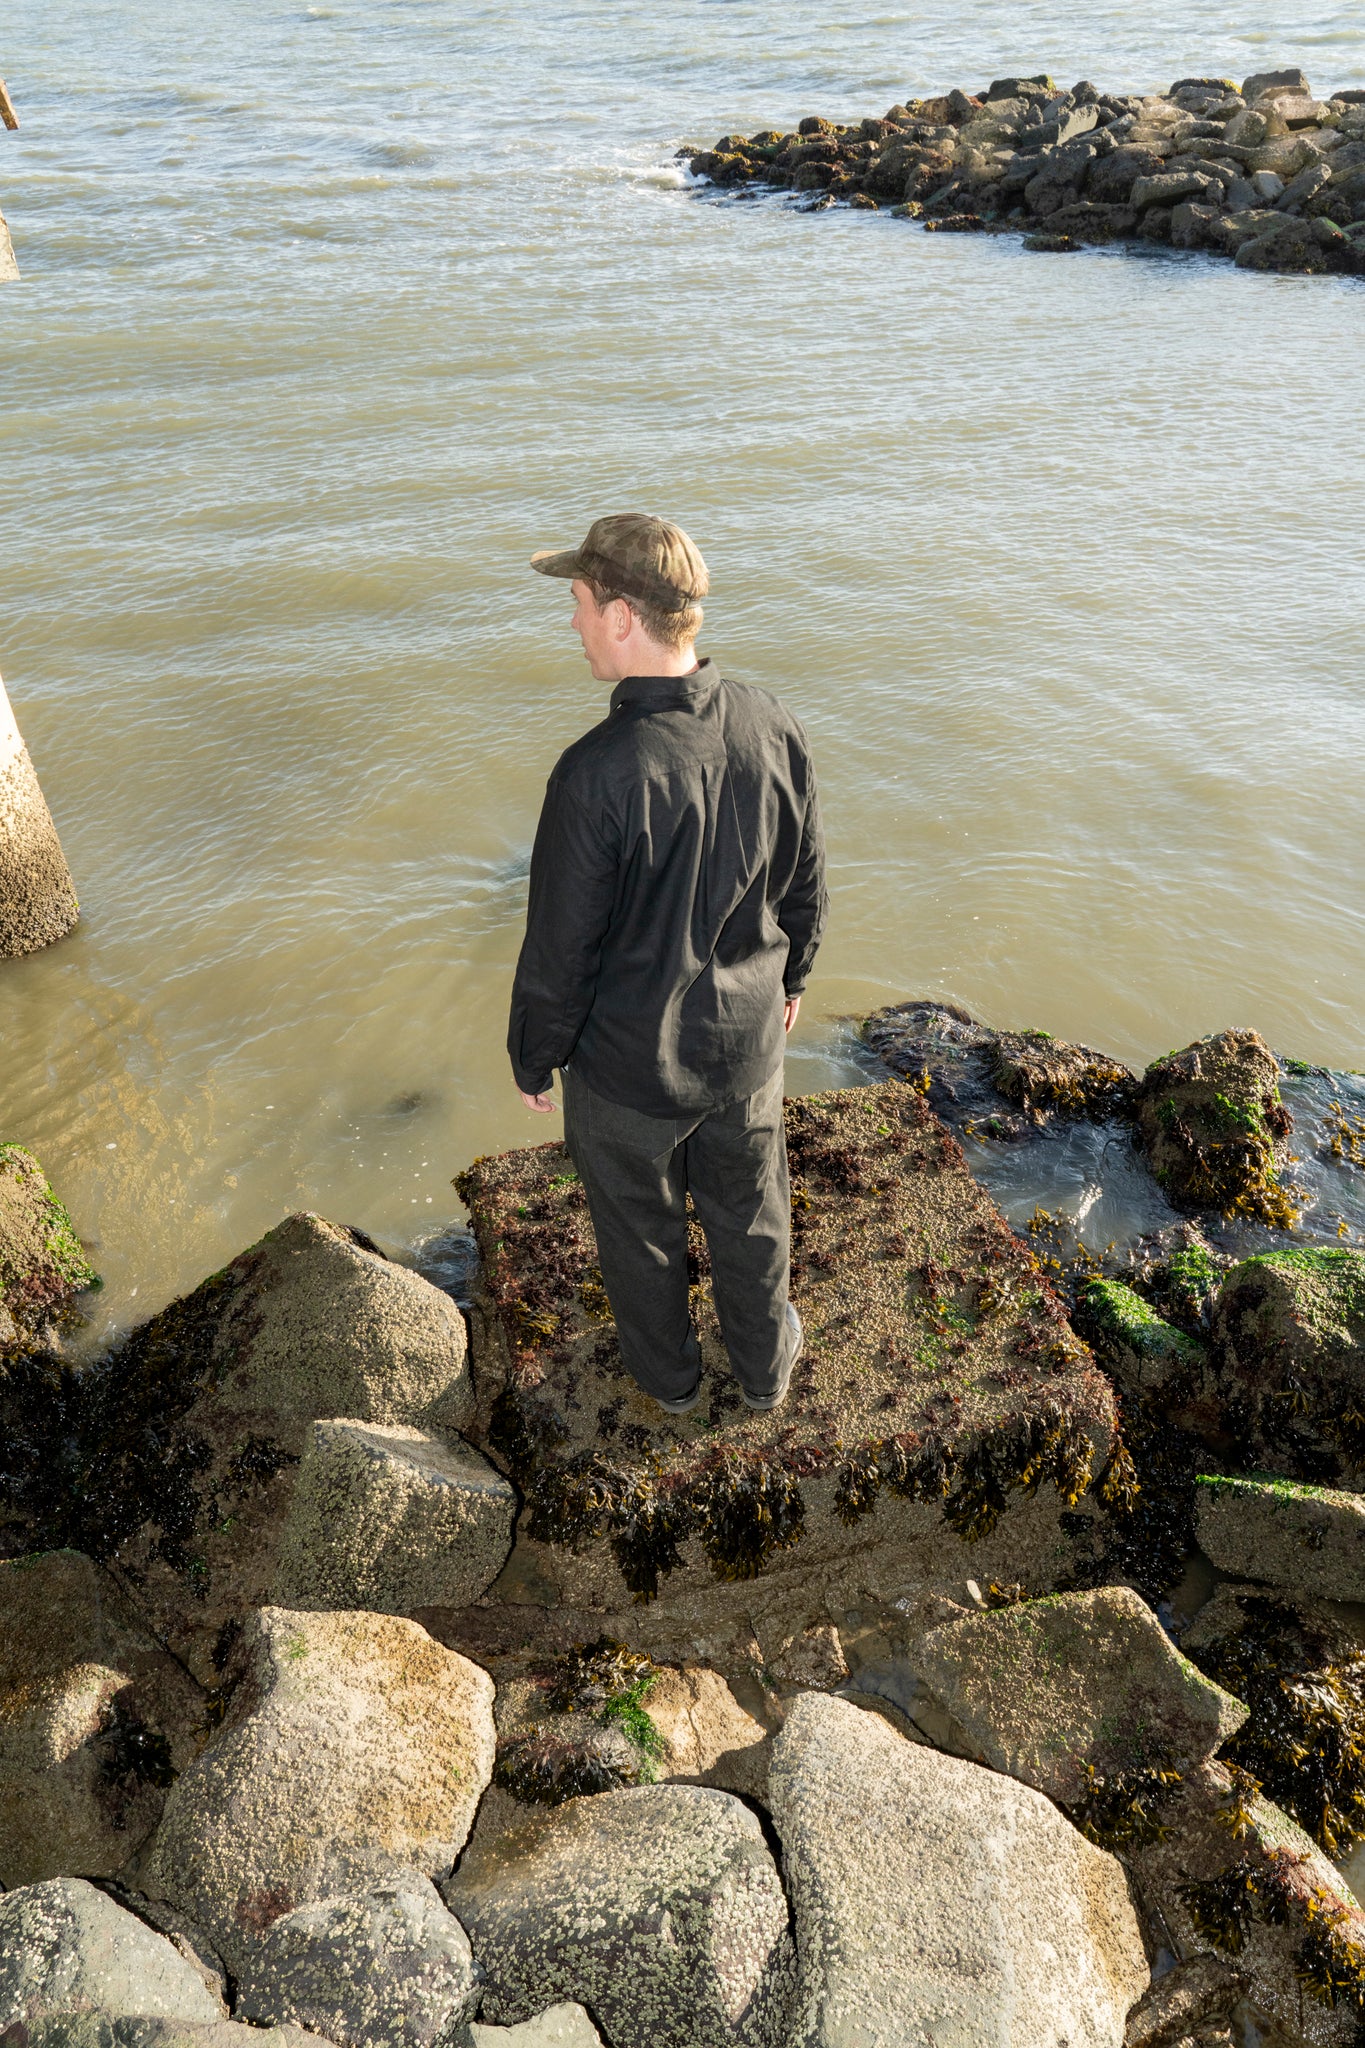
left=766, top=1692, right=1148, bottom=2047
left=274, top=1419, right=515, bottom=1616
left=1196, top=1472, right=1365, bottom=1602
left=444, top=1785, right=795, bottom=2048
left=0, top=1877, right=224, bottom=2030
left=1126, top=1757, right=1365, bottom=2047
left=1210, top=1247, right=1365, bottom=1477
left=1076, top=1278, right=1209, bottom=1405
left=0, top=1550, right=206, bottom=1887
left=467, top=2011, right=601, bottom=2048
left=1134, top=1030, right=1296, bottom=1228
left=15, top=1213, right=476, bottom=1683
left=147, top=1607, right=494, bottom=1972
left=912, top=1585, right=1245, bottom=1803
left=456, top=1081, right=1116, bottom=1648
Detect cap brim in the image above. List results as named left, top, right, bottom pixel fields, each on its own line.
left=530, top=549, right=583, bottom=580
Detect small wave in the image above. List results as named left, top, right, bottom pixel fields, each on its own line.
left=359, top=140, right=439, bottom=168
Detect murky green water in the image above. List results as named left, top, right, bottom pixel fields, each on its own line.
left=2, top=0, right=1364, bottom=1335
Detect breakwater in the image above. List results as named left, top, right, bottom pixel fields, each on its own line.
left=686, top=68, right=1365, bottom=273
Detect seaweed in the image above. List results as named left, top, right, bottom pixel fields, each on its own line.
left=609, top=1473, right=694, bottom=1603
left=92, top=1691, right=176, bottom=1819
left=1064, top=1761, right=1183, bottom=1851
left=543, top=1636, right=656, bottom=1715
left=1177, top=1838, right=1365, bottom=2022
left=696, top=1450, right=805, bottom=1581
left=493, top=1727, right=646, bottom=1806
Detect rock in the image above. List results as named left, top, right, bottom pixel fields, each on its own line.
left=1122, top=1954, right=1239, bottom=2048
left=1134, top=1030, right=1295, bottom=1227
left=466, top=2012, right=602, bottom=2048
left=1243, top=69, right=1312, bottom=101
left=1086, top=147, right=1169, bottom=202
left=488, top=1638, right=670, bottom=1811
left=274, top=1421, right=516, bottom=1615
left=0, top=1145, right=95, bottom=1339
left=147, top=1607, right=495, bottom=1971
left=0, top=1550, right=206, bottom=1887
left=95, top=1889, right=229, bottom=2015
left=0, top=210, right=18, bottom=282
left=986, top=1030, right=1135, bottom=1121
left=1196, top=1472, right=1365, bottom=1601
left=1171, top=201, right=1224, bottom=249
left=767, top=1692, right=1148, bottom=2048
left=1126, top=1757, right=1365, bottom=2047
left=1250, top=167, right=1286, bottom=199
left=763, top=1620, right=848, bottom=1690
left=1279, top=160, right=1334, bottom=210
left=83, top=1212, right=474, bottom=1681
left=1024, top=141, right=1100, bottom=216
left=0, top=677, right=79, bottom=958
left=0, top=1877, right=224, bottom=2027
left=1131, top=170, right=1221, bottom=209
left=1208, top=206, right=1289, bottom=255
left=913, top=1586, right=1245, bottom=1802
left=1032, top=201, right=1138, bottom=242
left=643, top=1666, right=771, bottom=1797
left=1075, top=1279, right=1208, bottom=1405
left=1209, top=1247, right=1365, bottom=1471
left=445, top=1784, right=794, bottom=2048
left=18, top=2022, right=329, bottom=2048
left=458, top=1080, right=1115, bottom=1650
left=1264, top=93, right=1333, bottom=130
left=234, top=1878, right=479, bottom=2048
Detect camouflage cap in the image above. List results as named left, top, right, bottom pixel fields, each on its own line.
left=531, top=513, right=709, bottom=614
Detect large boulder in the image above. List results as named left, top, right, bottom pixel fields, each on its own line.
left=77, top=1213, right=475, bottom=1681
left=913, top=1586, right=1245, bottom=1802
left=0, top=678, right=79, bottom=957
left=234, top=1878, right=480, bottom=2048
left=467, top=2013, right=601, bottom=2048
left=445, top=1784, right=795, bottom=2048
left=147, top=1607, right=495, bottom=1971
left=0, top=1550, right=207, bottom=1887
left=1134, top=1030, right=1296, bottom=1226
left=1195, top=1472, right=1365, bottom=1601
left=1210, top=1247, right=1365, bottom=1473
left=0, top=1878, right=224, bottom=2028
left=456, top=1081, right=1117, bottom=1657
left=0, top=1143, right=95, bottom=1342
left=766, top=1692, right=1148, bottom=2048
left=274, top=1420, right=515, bottom=1614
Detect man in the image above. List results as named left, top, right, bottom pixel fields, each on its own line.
left=507, top=513, right=827, bottom=1415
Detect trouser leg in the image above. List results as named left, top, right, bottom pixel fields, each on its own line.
left=684, top=1066, right=793, bottom=1404
left=562, top=1072, right=701, bottom=1404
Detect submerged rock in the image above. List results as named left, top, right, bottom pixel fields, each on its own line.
left=457, top=1081, right=1117, bottom=1648
left=765, top=1691, right=1148, bottom=2048
left=1196, top=1471, right=1365, bottom=1600
left=0, top=1549, right=207, bottom=1887
left=274, top=1419, right=515, bottom=1615
left=0, top=1877, right=224, bottom=2028
left=233, top=1878, right=480, bottom=2048
left=445, top=1784, right=795, bottom=2048
left=1134, top=1030, right=1296, bottom=1228
left=147, top=1607, right=495, bottom=1971
left=913, top=1584, right=1245, bottom=1802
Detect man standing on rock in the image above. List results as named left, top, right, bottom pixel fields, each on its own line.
left=507, top=513, right=827, bottom=1416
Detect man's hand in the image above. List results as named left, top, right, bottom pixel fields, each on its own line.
left=518, top=1089, right=558, bottom=1114
left=784, top=995, right=801, bottom=1034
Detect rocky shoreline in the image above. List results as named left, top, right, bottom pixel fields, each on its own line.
left=683, top=68, right=1365, bottom=276
left=5, top=1011, right=1365, bottom=2046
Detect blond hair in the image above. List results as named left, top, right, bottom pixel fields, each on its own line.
left=585, top=577, right=702, bottom=657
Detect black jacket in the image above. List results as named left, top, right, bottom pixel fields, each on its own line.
left=508, top=660, right=828, bottom=1116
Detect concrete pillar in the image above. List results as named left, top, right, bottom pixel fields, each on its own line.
left=0, top=673, right=78, bottom=956
left=0, top=211, right=16, bottom=283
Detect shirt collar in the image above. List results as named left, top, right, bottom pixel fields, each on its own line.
left=610, top=657, right=716, bottom=714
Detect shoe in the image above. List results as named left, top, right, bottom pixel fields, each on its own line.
left=654, top=1379, right=702, bottom=1415
left=740, top=1303, right=803, bottom=1412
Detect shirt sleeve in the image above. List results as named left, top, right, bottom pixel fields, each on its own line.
left=777, top=760, right=829, bottom=998
left=507, top=774, right=619, bottom=1095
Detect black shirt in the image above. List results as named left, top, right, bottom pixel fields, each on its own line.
left=507, top=659, right=828, bottom=1116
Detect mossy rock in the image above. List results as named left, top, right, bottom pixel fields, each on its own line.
left=1134, top=1029, right=1296, bottom=1227
left=1211, top=1247, right=1365, bottom=1477
left=987, top=1031, right=1137, bottom=1122
left=0, top=1143, right=97, bottom=1341
left=1076, top=1278, right=1208, bottom=1401
left=456, top=1083, right=1119, bottom=1644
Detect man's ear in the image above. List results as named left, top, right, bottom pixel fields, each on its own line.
left=612, top=598, right=634, bottom=642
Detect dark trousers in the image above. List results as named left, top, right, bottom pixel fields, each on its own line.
left=562, top=1067, right=792, bottom=1405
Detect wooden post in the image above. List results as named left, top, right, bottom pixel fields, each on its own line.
left=0, top=82, right=17, bottom=133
